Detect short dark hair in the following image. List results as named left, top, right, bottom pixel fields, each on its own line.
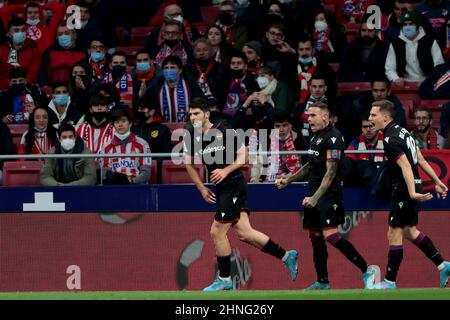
left=111, top=108, right=131, bottom=122
left=135, top=49, right=151, bottom=58
left=309, top=102, right=329, bottom=113
left=230, top=50, right=248, bottom=64
left=272, top=111, right=292, bottom=125
left=58, top=123, right=76, bottom=137
left=162, top=55, right=184, bottom=69
left=361, top=112, right=371, bottom=122
left=8, top=15, right=26, bottom=30
left=371, top=75, right=391, bottom=90
left=9, top=67, right=26, bottom=79
left=311, top=73, right=327, bottom=83
left=372, top=99, right=396, bottom=118
left=298, top=34, right=314, bottom=47
left=190, top=97, right=209, bottom=113
left=111, top=51, right=127, bottom=62
left=88, top=94, right=109, bottom=107
left=137, top=91, right=159, bottom=112
left=51, top=81, right=69, bottom=91
left=414, top=105, right=432, bottom=119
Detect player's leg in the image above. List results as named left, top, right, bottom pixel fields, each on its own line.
left=203, top=220, right=234, bottom=291
left=377, top=226, right=403, bottom=289
left=306, top=229, right=331, bottom=290
left=403, top=225, right=450, bottom=288
left=233, top=211, right=299, bottom=281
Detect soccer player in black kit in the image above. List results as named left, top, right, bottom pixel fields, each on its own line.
left=183, top=98, right=298, bottom=291
left=369, top=100, right=449, bottom=289
left=276, top=102, right=376, bottom=290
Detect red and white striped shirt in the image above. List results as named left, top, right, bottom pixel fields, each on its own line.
left=101, top=133, right=151, bottom=181
left=18, top=131, right=53, bottom=155
left=76, top=122, right=115, bottom=154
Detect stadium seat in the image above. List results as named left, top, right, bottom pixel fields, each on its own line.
left=192, top=23, right=208, bottom=36
left=400, top=99, right=415, bottom=129
left=164, top=122, right=186, bottom=134
left=149, top=160, right=158, bottom=184
left=7, top=124, right=28, bottom=153
left=131, top=26, right=153, bottom=47
left=420, top=100, right=448, bottom=109
left=323, top=4, right=336, bottom=15
left=329, top=63, right=339, bottom=73
left=391, top=81, right=421, bottom=93
left=345, top=23, right=361, bottom=43
left=2, top=161, right=44, bottom=187
left=115, top=27, right=126, bottom=46
left=200, top=6, right=219, bottom=26
left=337, top=82, right=371, bottom=96
left=160, top=160, right=206, bottom=184
left=113, top=46, right=141, bottom=66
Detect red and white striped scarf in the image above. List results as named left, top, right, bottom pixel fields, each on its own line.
left=314, top=29, right=333, bottom=53
left=76, top=122, right=115, bottom=154
left=266, top=131, right=302, bottom=182
left=297, top=58, right=317, bottom=103
left=356, top=132, right=384, bottom=162
left=154, top=43, right=189, bottom=66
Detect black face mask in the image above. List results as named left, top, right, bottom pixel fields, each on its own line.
left=111, top=65, right=126, bottom=79
left=10, top=83, right=26, bottom=96
left=218, top=12, right=233, bottom=26
left=230, top=69, right=244, bottom=79
left=137, top=111, right=150, bottom=123
left=251, top=104, right=266, bottom=119
left=165, top=39, right=179, bottom=48
left=362, top=36, right=376, bottom=46
left=247, top=60, right=257, bottom=68
left=196, top=58, right=211, bottom=69
left=92, top=111, right=108, bottom=122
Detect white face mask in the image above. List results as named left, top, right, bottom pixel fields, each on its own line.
left=257, top=76, right=270, bottom=89
left=115, top=131, right=131, bottom=140
left=314, top=20, right=328, bottom=32
left=61, top=138, right=75, bottom=151
left=172, top=15, right=184, bottom=24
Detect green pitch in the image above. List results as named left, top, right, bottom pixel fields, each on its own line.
left=0, top=289, right=449, bottom=300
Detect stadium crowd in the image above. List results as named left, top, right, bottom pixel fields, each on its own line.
left=0, top=0, right=450, bottom=185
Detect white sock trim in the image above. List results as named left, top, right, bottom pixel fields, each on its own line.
left=218, top=276, right=231, bottom=281
left=438, top=262, right=445, bottom=271
left=281, top=252, right=289, bottom=262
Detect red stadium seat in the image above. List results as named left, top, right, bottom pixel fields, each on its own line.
left=149, top=160, right=158, bottom=184
left=164, top=122, right=186, bottom=133
left=193, top=22, right=208, bottom=36
left=7, top=124, right=28, bottom=153
left=400, top=99, right=415, bottom=129
left=345, top=23, right=361, bottom=43
left=337, top=82, right=371, bottom=95
left=2, top=161, right=44, bottom=187
left=131, top=26, right=153, bottom=47
left=420, top=100, right=448, bottom=109
left=200, top=6, right=219, bottom=26
left=115, top=27, right=126, bottom=46
left=114, top=46, right=141, bottom=66
left=160, top=160, right=206, bottom=184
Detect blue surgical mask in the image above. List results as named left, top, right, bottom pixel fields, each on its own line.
left=12, top=32, right=26, bottom=45
left=58, top=35, right=73, bottom=49
left=54, top=94, right=69, bottom=106
left=91, top=51, right=105, bottom=62
left=299, top=56, right=313, bottom=64
left=136, top=62, right=151, bottom=73
left=402, top=25, right=417, bottom=39
left=26, top=18, right=40, bottom=26
left=163, top=69, right=178, bottom=82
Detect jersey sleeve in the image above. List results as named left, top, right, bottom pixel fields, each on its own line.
left=324, top=132, right=345, bottom=162
left=384, top=136, right=405, bottom=162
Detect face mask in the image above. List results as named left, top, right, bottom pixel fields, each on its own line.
left=251, top=105, right=266, bottom=118
left=115, top=131, right=131, bottom=140
left=403, top=25, right=417, bottom=39
left=54, top=94, right=69, bottom=106
left=34, top=126, right=47, bottom=133
left=24, top=111, right=30, bottom=121
left=26, top=18, right=40, bottom=26
left=218, top=12, right=233, bottom=26
left=58, top=35, right=73, bottom=49
left=61, top=138, right=75, bottom=151
left=10, top=83, right=26, bottom=96
left=163, top=69, right=179, bottom=82
left=136, top=62, right=151, bottom=73
left=12, top=32, right=26, bottom=45
left=299, top=56, right=313, bottom=64
left=91, top=51, right=105, bottom=62
left=137, top=111, right=150, bottom=123
left=92, top=111, right=108, bottom=122
left=172, top=15, right=184, bottom=24
left=165, top=39, right=179, bottom=48
left=112, top=65, right=126, bottom=79
left=230, top=69, right=244, bottom=79
left=0, top=3, right=4, bottom=9
left=196, top=58, right=210, bottom=68
left=257, top=76, right=270, bottom=89
left=314, top=20, right=328, bottom=32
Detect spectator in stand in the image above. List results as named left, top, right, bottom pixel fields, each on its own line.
left=308, top=8, right=347, bottom=63
left=149, top=19, right=193, bottom=66
left=206, top=25, right=233, bottom=65
left=132, top=92, right=172, bottom=184
left=96, top=82, right=125, bottom=112
left=47, top=82, right=83, bottom=129
left=103, top=51, right=134, bottom=111
left=17, top=105, right=58, bottom=156
left=222, top=50, right=259, bottom=124
left=40, top=123, right=96, bottom=186
left=74, top=0, right=103, bottom=51
left=441, top=102, right=450, bottom=149
left=0, top=16, right=42, bottom=91
left=411, top=105, right=440, bottom=150
left=75, top=94, right=115, bottom=157
left=186, top=38, right=230, bottom=109
left=0, top=1, right=65, bottom=53
left=419, top=57, right=450, bottom=99
left=101, top=108, right=151, bottom=185
left=68, top=63, right=94, bottom=115
left=0, top=121, right=13, bottom=184
left=80, top=38, right=109, bottom=90
left=385, top=10, right=444, bottom=84
left=249, top=110, right=303, bottom=183
left=416, top=0, right=450, bottom=49
left=215, top=0, right=249, bottom=50
left=132, top=49, right=163, bottom=109
left=144, top=3, right=200, bottom=51
left=261, top=22, right=297, bottom=81
left=155, top=55, right=204, bottom=123
left=1, top=67, right=48, bottom=124
left=385, top=0, right=409, bottom=44
left=295, top=34, right=336, bottom=104
left=242, top=40, right=263, bottom=78
left=38, top=22, right=86, bottom=87
left=339, top=18, right=389, bottom=82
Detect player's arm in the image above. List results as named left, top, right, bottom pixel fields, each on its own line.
left=210, top=144, right=246, bottom=184
left=304, top=160, right=338, bottom=208
left=275, top=162, right=310, bottom=189
left=185, top=153, right=216, bottom=204
left=396, top=154, right=433, bottom=202
left=416, top=148, right=448, bottom=199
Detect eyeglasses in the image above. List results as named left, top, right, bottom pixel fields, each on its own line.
left=415, top=116, right=431, bottom=121
left=164, top=31, right=180, bottom=36
left=90, top=45, right=106, bottom=50
left=268, top=30, right=283, bottom=38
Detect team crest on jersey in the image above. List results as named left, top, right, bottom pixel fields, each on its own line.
left=151, top=130, right=159, bottom=138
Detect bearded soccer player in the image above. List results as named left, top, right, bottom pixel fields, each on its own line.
left=368, top=100, right=449, bottom=289
left=184, top=98, right=298, bottom=291
left=276, top=102, right=376, bottom=290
